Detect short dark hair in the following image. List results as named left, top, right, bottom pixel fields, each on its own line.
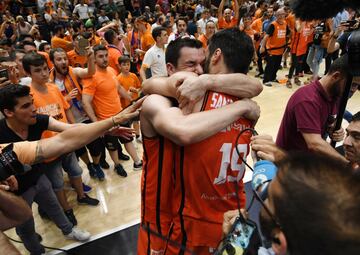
left=18, top=34, right=34, bottom=42
left=176, top=16, right=188, bottom=26
left=22, top=52, right=46, bottom=74
left=152, top=26, right=167, bottom=41
left=49, top=48, right=66, bottom=62
left=166, top=38, right=203, bottom=67
left=118, top=55, right=131, bottom=65
left=104, top=29, right=117, bottom=44
left=54, top=25, right=64, bottom=34
left=0, top=84, right=31, bottom=117
left=38, top=42, right=50, bottom=52
left=352, top=111, right=360, bottom=122
left=327, top=54, right=350, bottom=77
left=0, top=38, right=12, bottom=47
left=20, top=41, right=37, bottom=50
left=72, top=20, right=84, bottom=33
left=93, top=44, right=107, bottom=56
left=273, top=152, right=360, bottom=255
left=208, top=28, right=254, bottom=74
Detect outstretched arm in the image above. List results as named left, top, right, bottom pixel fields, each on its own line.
left=218, top=0, right=225, bottom=19
left=141, top=95, right=260, bottom=146
left=34, top=98, right=144, bottom=163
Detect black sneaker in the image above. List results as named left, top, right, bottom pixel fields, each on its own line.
left=93, top=164, right=105, bottom=181
left=77, top=194, right=99, bottom=206
left=36, top=233, right=43, bottom=243
left=100, top=159, right=110, bottom=169
left=64, top=209, right=77, bottom=226
left=133, top=161, right=143, bottom=171
left=118, top=153, right=130, bottom=161
left=87, top=163, right=97, bottom=178
left=115, top=164, right=128, bottom=177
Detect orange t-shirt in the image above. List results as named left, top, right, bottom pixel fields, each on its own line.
left=82, top=67, right=122, bottom=120
left=251, top=18, right=263, bottom=33
left=51, top=35, right=73, bottom=52
left=117, top=72, right=141, bottom=107
left=198, top=34, right=209, bottom=48
left=173, top=91, right=251, bottom=248
left=107, top=46, right=122, bottom=75
left=67, top=50, right=88, bottom=68
left=218, top=17, right=238, bottom=30
left=140, top=32, right=155, bottom=52
left=30, top=83, right=69, bottom=139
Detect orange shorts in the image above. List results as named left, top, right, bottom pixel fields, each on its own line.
left=137, top=221, right=171, bottom=255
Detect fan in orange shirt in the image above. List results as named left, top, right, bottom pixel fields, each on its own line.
left=218, top=0, right=239, bottom=30
left=198, top=20, right=216, bottom=49
left=117, top=55, right=141, bottom=139
left=104, top=29, right=123, bottom=75
left=135, top=16, right=155, bottom=58
left=51, top=25, right=73, bottom=52
left=67, top=34, right=89, bottom=68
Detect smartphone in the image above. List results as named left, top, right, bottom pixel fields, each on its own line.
left=0, top=69, right=9, bottom=80
left=78, top=37, right=89, bottom=56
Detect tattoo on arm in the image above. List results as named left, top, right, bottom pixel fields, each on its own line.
left=33, top=142, right=45, bottom=164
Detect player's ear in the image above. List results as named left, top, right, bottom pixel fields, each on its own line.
left=166, top=63, right=176, bottom=75
left=211, top=48, right=222, bottom=65
left=272, top=230, right=287, bottom=255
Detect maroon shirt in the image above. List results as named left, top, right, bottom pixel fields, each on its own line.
left=276, top=80, right=338, bottom=151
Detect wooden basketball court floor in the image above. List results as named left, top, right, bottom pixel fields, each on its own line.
left=5, top=65, right=360, bottom=254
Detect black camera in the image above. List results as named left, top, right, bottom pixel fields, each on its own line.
left=0, top=144, right=25, bottom=181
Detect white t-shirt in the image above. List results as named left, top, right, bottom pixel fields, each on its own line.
left=151, top=22, right=161, bottom=32
left=73, top=4, right=89, bottom=20
left=142, top=45, right=167, bottom=78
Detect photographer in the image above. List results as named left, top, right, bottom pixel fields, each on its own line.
left=222, top=151, right=360, bottom=255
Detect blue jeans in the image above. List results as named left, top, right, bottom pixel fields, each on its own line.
left=42, top=152, right=83, bottom=191
left=306, top=44, right=325, bottom=78
left=16, top=175, right=73, bottom=255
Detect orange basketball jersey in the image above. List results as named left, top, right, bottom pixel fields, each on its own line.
left=172, top=91, right=252, bottom=249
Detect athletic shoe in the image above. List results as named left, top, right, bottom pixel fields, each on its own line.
left=87, top=163, right=98, bottom=178
left=77, top=194, right=99, bottom=206
left=115, top=164, right=127, bottom=177
left=99, top=159, right=110, bottom=169
left=263, top=82, right=272, bottom=87
left=133, top=161, right=143, bottom=171
left=118, top=153, right=130, bottom=161
left=93, top=164, right=105, bottom=181
left=64, top=209, right=77, bottom=226
left=65, top=227, right=90, bottom=242
left=82, top=183, right=92, bottom=193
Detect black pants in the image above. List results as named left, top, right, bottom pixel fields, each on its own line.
left=288, top=54, right=305, bottom=79
left=257, top=47, right=264, bottom=74
left=263, top=54, right=282, bottom=83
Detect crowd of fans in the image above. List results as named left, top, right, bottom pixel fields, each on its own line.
left=0, top=0, right=359, bottom=254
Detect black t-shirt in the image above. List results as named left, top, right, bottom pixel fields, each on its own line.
left=0, top=114, right=49, bottom=194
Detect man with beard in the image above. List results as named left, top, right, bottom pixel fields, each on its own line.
left=49, top=47, right=106, bottom=181
left=51, top=25, right=73, bottom=52
left=223, top=152, right=360, bottom=255
left=276, top=55, right=359, bottom=164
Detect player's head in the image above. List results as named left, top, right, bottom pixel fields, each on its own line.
left=205, top=28, right=253, bottom=74
left=260, top=152, right=360, bottom=255
left=165, top=38, right=204, bottom=75
left=344, top=111, right=360, bottom=165
left=50, top=48, right=69, bottom=75
left=118, top=55, right=131, bottom=74
left=22, top=52, right=49, bottom=83
left=0, top=84, right=36, bottom=125
left=93, top=44, right=108, bottom=69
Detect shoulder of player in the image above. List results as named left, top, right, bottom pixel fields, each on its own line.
left=141, top=94, right=174, bottom=116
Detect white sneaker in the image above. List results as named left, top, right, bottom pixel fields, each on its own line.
left=65, top=227, right=91, bottom=242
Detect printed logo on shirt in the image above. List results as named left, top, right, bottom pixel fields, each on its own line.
left=36, top=103, right=64, bottom=121
left=277, top=28, right=286, bottom=39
